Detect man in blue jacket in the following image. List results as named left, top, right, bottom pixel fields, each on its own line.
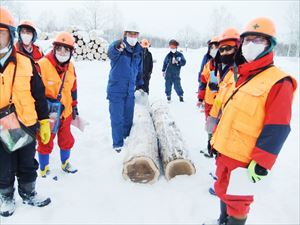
left=162, top=39, right=186, bottom=102
left=107, top=27, right=143, bottom=152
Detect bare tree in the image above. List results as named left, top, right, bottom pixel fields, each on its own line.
left=286, top=1, right=300, bottom=57
left=207, top=6, right=241, bottom=38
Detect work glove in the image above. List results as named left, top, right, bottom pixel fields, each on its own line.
left=39, top=119, right=51, bottom=144
left=116, top=39, right=126, bottom=52
left=205, top=116, right=217, bottom=133
left=196, top=100, right=205, bottom=112
left=248, top=160, right=268, bottom=183
left=72, top=106, right=79, bottom=120
left=172, top=57, right=178, bottom=64
left=162, top=72, right=166, bottom=78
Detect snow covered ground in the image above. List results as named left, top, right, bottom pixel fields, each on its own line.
left=1, top=48, right=299, bottom=224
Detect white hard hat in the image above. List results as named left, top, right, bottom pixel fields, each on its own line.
left=124, top=25, right=139, bottom=33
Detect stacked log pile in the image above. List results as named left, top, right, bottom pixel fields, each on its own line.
left=66, top=27, right=109, bottom=61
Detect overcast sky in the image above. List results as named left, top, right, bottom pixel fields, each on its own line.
left=6, top=0, right=299, bottom=42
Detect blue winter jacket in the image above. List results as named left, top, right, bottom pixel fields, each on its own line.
left=162, top=51, right=186, bottom=77
left=107, top=38, right=143, bottom=96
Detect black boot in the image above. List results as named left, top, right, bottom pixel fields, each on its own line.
left=167, top=96, right=171, bottom=101
left=217, top=201, right=228, bottom=225
left=179, top=96, right=184, bottom=102
left=18, top=182, right=51, bottom=207
left=0, top=187, right=16, bottom=217
left=226, top=216, right=247, bottom=225
left=204, top=133, right=213, bottom=158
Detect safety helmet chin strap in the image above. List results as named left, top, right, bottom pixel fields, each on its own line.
left=256, top=37, right=276, bottom=60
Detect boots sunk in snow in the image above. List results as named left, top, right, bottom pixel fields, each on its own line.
left=18, top=182, right=51, bottom=207
left=0, top=187, right=15, bottom=217
left=226, top=216, right=247, bottom=225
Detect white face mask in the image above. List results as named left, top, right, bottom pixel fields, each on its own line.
left=242, top=42, right=266, bottom=63
left=170, top=48, right=176, bottom=53
left=55, top=52, right=70, bottom=63
left=21, top=33, right=33, bottom=45
left=209, top=48, right=218, bottom=58
left=126, top=36, right=138, bottom=46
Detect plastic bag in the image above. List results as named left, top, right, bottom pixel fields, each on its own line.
left=0, top=104, right=35, bottom=153
left=47, top=98, right=62, bottom=134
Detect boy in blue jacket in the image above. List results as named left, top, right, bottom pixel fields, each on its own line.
left=162, top=39, right=186, bottom=102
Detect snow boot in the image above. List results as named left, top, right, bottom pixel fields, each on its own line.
left=18, top=182, right=51, bottom=207
left=179, top=96, right=184, bottom=102
left=61, top=160, right=78, bottom=173
left=40, top=165, right=50, bottom=178
left=218, top=201, right=228, bottom=225
left=114, top=147, right=122, bottom=153
left=167, top=96, right=171, bottom=101
left=227, top=216, right=247, bottom=225
left=0, top=187, right=15, bottom=217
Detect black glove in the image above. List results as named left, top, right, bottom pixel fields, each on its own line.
left=72, top=106, right=79, bottom=120
left=208, top=82, right=219, bottom=92
left=116, top=39, right=126, bottom=51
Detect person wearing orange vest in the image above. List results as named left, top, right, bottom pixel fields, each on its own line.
left=208, top=18, right=297, bottom=225
left=0, top=7, right=51, bottom=217
left=36, top=31, right=79, bottom=177
left=197, top=36, right=220, bottom=117
left=15, top=20, right=43, bottom=62
left=201, top=30, right=240, bottom=158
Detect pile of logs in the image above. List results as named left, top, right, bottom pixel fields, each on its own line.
left=66, top=27, right=109, bottom=61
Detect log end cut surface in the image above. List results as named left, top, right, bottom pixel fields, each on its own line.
left=165, top=159, right=196, bottom=180
left=123, top=157, right=159, bottom=184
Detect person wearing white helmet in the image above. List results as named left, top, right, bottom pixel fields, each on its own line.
left=106, top=26, right=143, bottom=152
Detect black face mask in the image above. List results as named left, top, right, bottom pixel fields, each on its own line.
left=220, top=53, right=235, bottom=65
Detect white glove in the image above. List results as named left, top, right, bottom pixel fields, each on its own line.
left=205, top=116, right=218, bottom=133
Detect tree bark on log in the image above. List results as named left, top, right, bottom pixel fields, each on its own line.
left=151, top=102, right=196, bottom=180
left=123, top=91, right=160, bottom=184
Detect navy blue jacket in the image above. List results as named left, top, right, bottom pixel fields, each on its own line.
left=162, top=51, right=186, bottom=77
left=107, top=38, right=143, bottom=95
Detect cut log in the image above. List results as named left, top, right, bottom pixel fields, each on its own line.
left=97, top=46, right=104, bottom=53
left=123, top=91, right=160, bottom=184
left=100, top=53, right=107, bottom=60
left=151, top=101, right=196, bottom=180
left=77, top=40, right=84, bottom=47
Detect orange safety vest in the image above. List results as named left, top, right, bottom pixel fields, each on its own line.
left=209, top=70, right=235, bottom=118
left=37, top=58, right=75, bottom=119
left=211, top=66, right=297, bottom=163
left=0, top=53, right=37, bottom=126
left=203, top=61, right=217, bottom=105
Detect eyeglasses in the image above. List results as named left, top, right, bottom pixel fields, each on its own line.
left=243, top=36, right=268, bottom=45
left=219, top=45, right=235, bottom=53
left=55, top=45, right=71, bottom=53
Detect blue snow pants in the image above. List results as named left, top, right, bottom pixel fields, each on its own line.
left=165, top=74, right=184, bottom=97
left=108, top=94, right=135, bottom=148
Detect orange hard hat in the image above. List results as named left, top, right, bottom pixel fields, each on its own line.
left=208, top=36, right=219, bottom=45
left=140, top=39, right=150, bottom=48
left=18, top=20, right=36, bottom=31
left=0, top=7, right=16, bottom=43
left=0, top=7, right=16, bottom=29
left=53, top=31, right=75, bottom=49
left=219, top=28, right=240, bottom=42
left=241, top=17, right=276, bottom=39
left=17, top=20, right=37, bottom=43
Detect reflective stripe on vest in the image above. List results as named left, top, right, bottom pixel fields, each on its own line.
left=0, top=53, right=37, bottom=126
left=37, top=58, right=75, bottom=119
left=211, top=66, right=297, bottom=163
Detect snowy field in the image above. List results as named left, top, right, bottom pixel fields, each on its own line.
left=1, top=48, right=299, bottom=225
